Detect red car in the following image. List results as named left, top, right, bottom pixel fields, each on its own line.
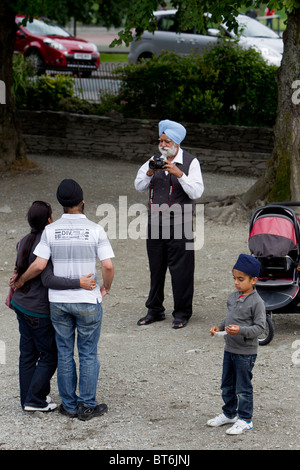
left=14, top=15, right=100, bottom=77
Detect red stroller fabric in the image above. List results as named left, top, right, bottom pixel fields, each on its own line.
left=249, top=215, right=298, bottom=257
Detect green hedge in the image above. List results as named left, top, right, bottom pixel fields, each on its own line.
left=12, top=42, right=278, bottom=127
left=12, top=55, right=94, bottom=114
left=115, top=42, right=278, bottom=127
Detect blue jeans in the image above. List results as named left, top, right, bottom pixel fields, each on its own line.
left=15, top=309, right=57, bottom=409
left=50, top=302, right=103, bottom=413
left=221, top=351, right=257, bottom=421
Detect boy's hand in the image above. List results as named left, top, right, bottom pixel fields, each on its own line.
left=209, top=326, right=220, bottom=336
left=226, top=324, right=240, bottom=335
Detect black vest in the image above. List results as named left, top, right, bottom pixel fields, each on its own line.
left=148, top=150, right=195, bottom=226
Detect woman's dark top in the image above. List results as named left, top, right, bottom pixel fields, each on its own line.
left=11, top=232, right=80, bottom=317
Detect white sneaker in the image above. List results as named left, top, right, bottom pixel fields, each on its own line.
left=24, top=402, right=57, bottom=412
left=207, top=413, right=238, bottom=427
left=226, top=419, right=253, bottom=435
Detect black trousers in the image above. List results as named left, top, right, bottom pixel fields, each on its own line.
left=145, top=224, right=194, bottom=321
left=15, top=308, right=57, bottom=409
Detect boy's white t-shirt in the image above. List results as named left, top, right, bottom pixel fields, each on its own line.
left=34, top=214, right=114, bottom=304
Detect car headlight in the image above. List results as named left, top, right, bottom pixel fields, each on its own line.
left=43, top=38, right=67, bottom=50
left=89, top=43, right=98, bottom=52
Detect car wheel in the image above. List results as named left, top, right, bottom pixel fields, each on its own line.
left=27, top=50, right=45, bottom=75
left=137, top=53, right=153, bottom=63
left=258, top=313, right=275, bottom=346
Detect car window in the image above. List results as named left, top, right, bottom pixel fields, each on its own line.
left=197, top=17, right=229, bottom=37
left=204, top=19, right=221, bottom=34
left=157, top=14, right=195, bottom=33
left=236, top=16, right=279, bottom=38
left=17, top=17, right=71, bottom=38
left=157, top=15, right=177, bottom=32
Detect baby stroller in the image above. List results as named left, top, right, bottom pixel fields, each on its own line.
left=248, top=203, right=300, bottom=345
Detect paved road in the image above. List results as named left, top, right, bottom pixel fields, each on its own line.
left=67, top=25, right=130, bottom=52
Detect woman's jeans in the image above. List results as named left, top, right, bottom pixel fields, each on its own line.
left=50, top=302, right=103, bottom=413
left=15, top=309, right=57, bottom=409
left=221, top=351, right=257, bottom=421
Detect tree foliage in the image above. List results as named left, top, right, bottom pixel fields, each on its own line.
left=2, top=0, right=300, bottom=203
left=112, top=0, right=298, bottom=46
left=115, top=44, right=277, bottom=126
left=5, top=0, right=132, bottom=27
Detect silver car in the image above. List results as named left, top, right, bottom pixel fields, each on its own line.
left=128, top=10, right=283, bottom=66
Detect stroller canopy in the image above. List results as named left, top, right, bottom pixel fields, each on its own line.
left=249, top=211, right=299, bottom=258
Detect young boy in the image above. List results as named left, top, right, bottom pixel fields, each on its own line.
left=207, top=253, right=266, bottom=435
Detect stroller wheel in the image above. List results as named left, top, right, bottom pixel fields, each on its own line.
left=258, top=313, right=274, bottom=346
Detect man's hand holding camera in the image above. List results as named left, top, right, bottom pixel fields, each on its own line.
left=146, top=167, right=157, bottom=177
left=163, top=160, right=183, bottom=178
left=147, top=157, right=183, bottom=179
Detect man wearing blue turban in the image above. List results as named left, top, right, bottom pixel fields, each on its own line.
left=158, top=120, right=187, bottom=145
left=134, top=119, right=204, bottom=329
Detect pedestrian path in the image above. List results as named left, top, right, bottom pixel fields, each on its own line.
left=69, top=25, right=130, bottom=52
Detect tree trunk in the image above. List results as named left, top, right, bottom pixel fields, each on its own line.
left=0, top=2, right=26, bottom=169
left=242, top=9, right=300, bottom=207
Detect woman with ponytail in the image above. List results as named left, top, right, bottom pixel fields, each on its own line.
left=11, top=201, right=95, bottom=412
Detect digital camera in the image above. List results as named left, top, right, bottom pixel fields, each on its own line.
left=149, top=155, right=167, bottom=170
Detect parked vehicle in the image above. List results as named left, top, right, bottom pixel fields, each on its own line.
left=14, top=15, right=100, bottom=77
left=128, top=10, right=283, bottom=67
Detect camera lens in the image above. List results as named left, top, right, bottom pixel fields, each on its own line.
left=149, top=156, right=166, bottom=170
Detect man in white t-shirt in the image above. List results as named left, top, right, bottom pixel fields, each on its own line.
left=14, top=179, right=114, bottom=420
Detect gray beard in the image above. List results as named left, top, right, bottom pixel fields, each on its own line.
left=158, top=144, right=177, bottom=158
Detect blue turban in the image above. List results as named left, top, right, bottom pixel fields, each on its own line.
left=158, top=119, right=186, bottom=145
left=233, top=254, right=261, bottom=278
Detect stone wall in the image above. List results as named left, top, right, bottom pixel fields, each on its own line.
left=18, top=110, right=273, bottom=176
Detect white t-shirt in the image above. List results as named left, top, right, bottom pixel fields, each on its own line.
left=34, top=214, right=114, bottom=304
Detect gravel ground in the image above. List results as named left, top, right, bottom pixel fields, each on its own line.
left=0, top=154, right=299, bottom=452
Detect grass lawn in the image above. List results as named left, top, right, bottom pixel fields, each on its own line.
left=100, top=53, right=128, bottom=62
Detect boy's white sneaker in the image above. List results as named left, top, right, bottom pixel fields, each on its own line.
left=226, top=419, right=253, bottom=435
left=207, top=413, right=238, bottom=427
left=24, top=402, right=57, bottom=412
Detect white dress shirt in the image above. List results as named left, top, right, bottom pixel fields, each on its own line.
left=134, top=148, right=204, bottom=200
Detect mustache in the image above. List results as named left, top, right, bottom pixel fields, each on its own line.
left=158, top=144, right=177, bottom=157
